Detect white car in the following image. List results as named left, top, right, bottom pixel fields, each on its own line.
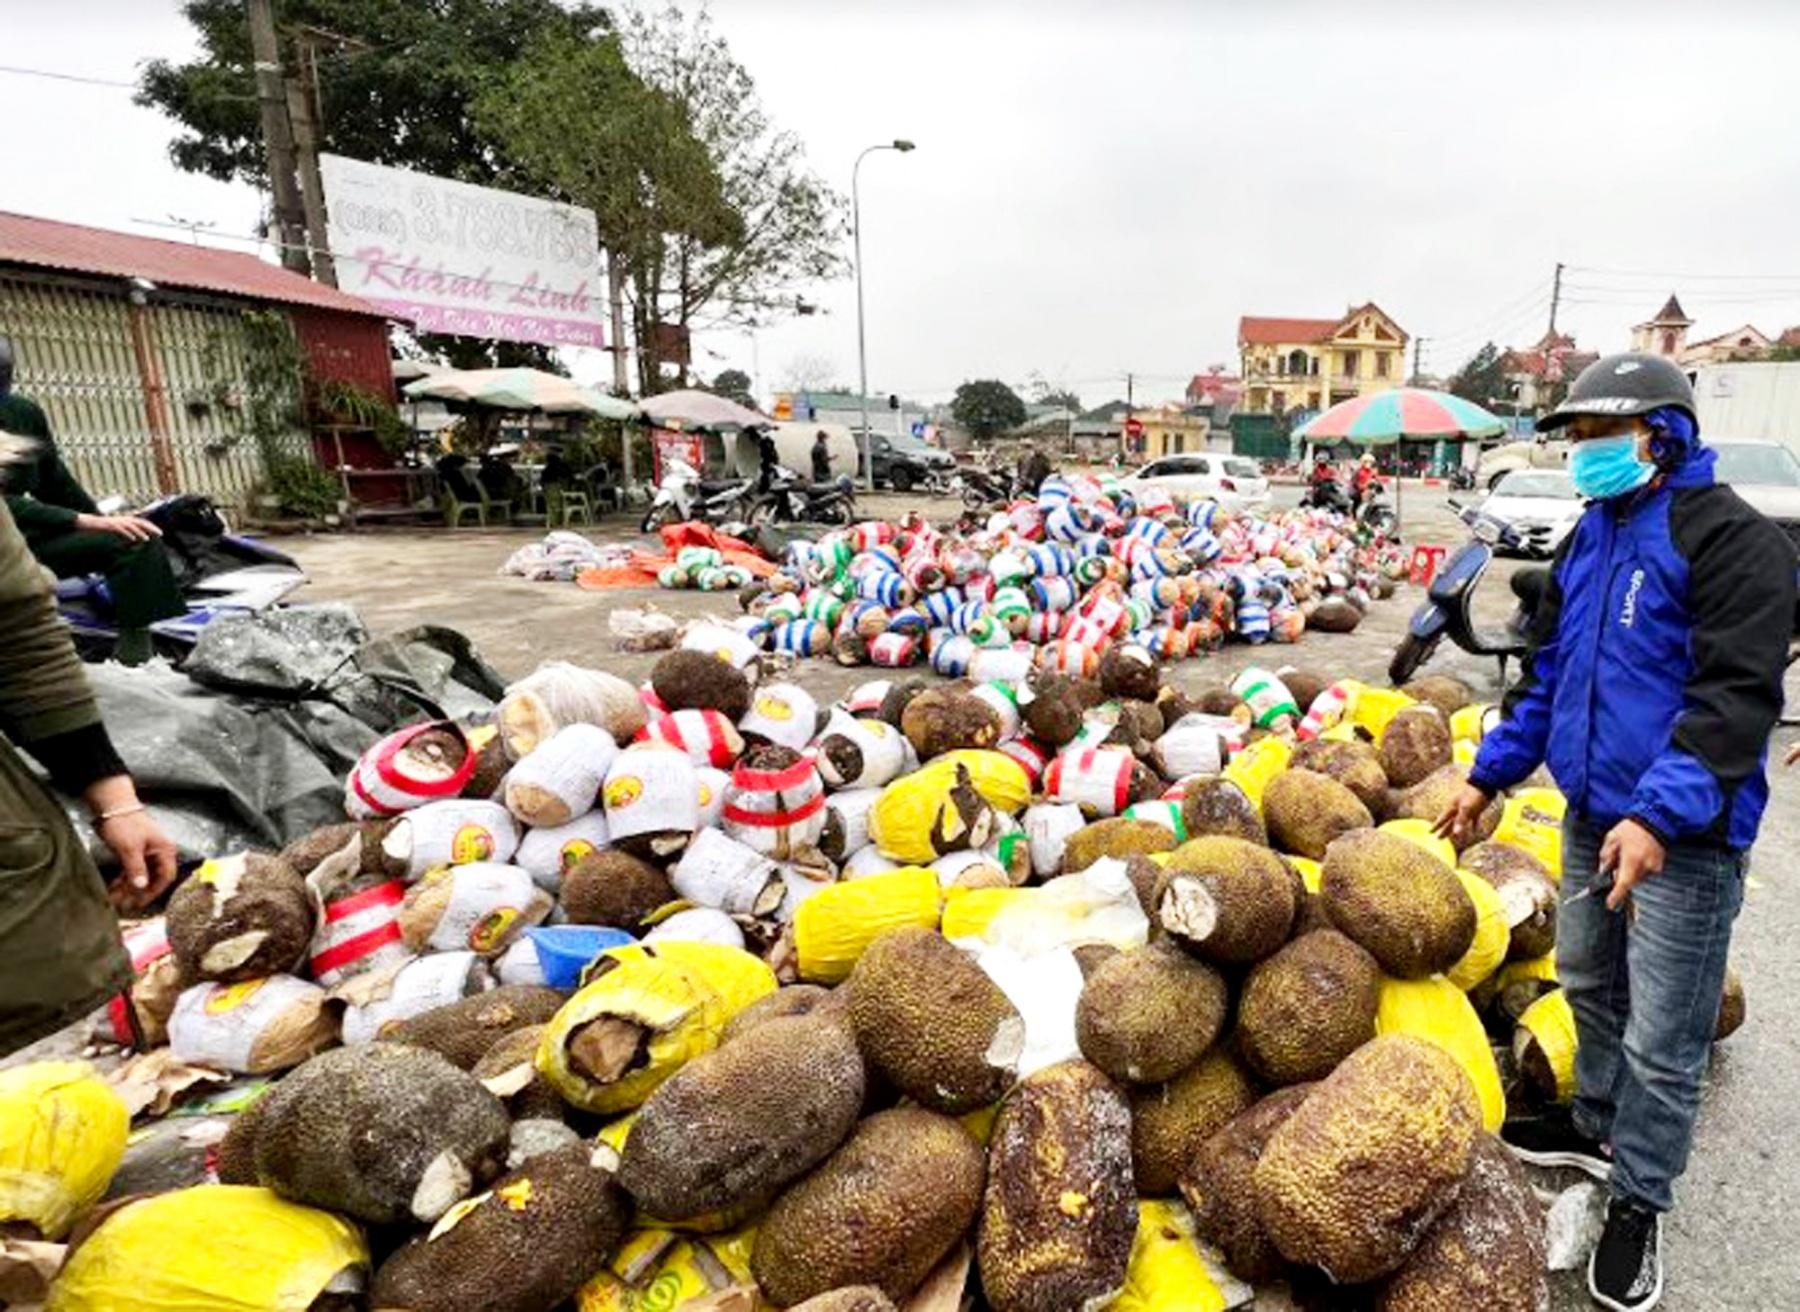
left=1125, top=453, right=1270, bottom=510
left=1711, top=439, right=1800, bottom=550
left=1472, top=468, right=1582, bottom=557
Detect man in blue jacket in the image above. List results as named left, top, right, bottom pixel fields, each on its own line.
left=1437, top=352, right=1795, bottom=1312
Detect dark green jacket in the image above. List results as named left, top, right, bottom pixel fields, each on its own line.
left=0, top=482, right=130, bottom=1055
left=0, top=394, right=98, bottom=542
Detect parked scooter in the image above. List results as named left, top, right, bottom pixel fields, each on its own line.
left=1448, top=465, right=1477, bottom=491
left=955, top=465, right=1015, bottom=510
left=639, top=458, right=753, bottom=533
left=1299, top=476, right=1353, bottom=515
left=56, top=493, right=307, bottom=662
left=1388, top=498, right=1548, bottom=686
left=748, top=467, right=858, bottom=527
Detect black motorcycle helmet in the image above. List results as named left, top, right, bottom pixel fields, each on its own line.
left=1536, top=352, right=1697, bottom=433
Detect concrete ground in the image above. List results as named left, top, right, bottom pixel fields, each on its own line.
left=274, top=484, right=1800, bottom=1310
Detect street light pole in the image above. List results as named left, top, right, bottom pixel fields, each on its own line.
left=854, top=139, right=915, bottom=490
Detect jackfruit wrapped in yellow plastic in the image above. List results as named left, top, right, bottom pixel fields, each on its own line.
left=931, top=749, right=1032, bottom=815
left=1377, top=818, right=1458, bottom=869
left=537, top=941, right=776, bottom=1113
left=1492, top=786, right=1567, bottom=881
left=1515, top=988, right=1578, bottom=1104
left=1445, top=870, right=1510, bottom=992
left=868, top=762, right=992, bottom=863
left=794, top=866, right=941, bottom=983
left=45, top=1185, right=367, bottom=1312
left=1220, top=735, right=1291, bottom=812
left=1375, top=975, right=1506, bottom=1132
left=1452, top=738, right=1478, bottom=769
left=1449, top=702, right=1496, bottom=746
left=1110, top=1200, right=1250, bottom=1312
left=1349, top=684, right=1415, bottom=740
left=0, top=1062, right=129, bottom=1240
left=938, top=861, right=1148, bottom=955
left=575, top=1224, right=756, bottom=1312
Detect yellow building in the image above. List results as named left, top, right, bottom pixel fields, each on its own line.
left=1238, top=303, right=1409, bottom=416
left=1126, top=404, right=1212, bottom=460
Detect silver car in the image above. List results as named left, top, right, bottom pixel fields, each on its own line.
left=1474, top=468, right=1582, bottom=558
left=1710, top=440, right=1800, bottom=554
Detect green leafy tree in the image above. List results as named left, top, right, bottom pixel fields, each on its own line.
left=1037, top=388, right=1082, bottom=413
left=953, top=379, right=1028, bottom=440
left=1447, top=342, right=1510, bottom=407
left=709, top=368, right=756, bottom=409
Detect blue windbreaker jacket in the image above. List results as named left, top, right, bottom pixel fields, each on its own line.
left=1469, top=438, right=1797, bottom=850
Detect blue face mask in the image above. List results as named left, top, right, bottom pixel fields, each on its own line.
left=1569, top=434, right=1654, bottom=499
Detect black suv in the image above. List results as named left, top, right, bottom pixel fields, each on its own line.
left=866, top=433, right=955, bottom=491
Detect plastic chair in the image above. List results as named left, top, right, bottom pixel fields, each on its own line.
left=546, top=487, right=593, bottom=526
left=483, top=488, right=514, bottom=525
left=441, top=487, right=487, bottom=528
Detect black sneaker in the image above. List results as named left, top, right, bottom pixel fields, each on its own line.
left=1501, top=1110, right=1613, bottom=1180
left=1590, top=1197, right=1663, bottom=1311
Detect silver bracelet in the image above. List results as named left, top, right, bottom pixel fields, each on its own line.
left=94, top=802, right=147, bottom=824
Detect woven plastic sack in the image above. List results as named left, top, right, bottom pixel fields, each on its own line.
left=45, top=1185, right=367, bottom=1311
left=0, top=1063, right=128, bottom=1240
left=1493, top=787, right=1568, bottom=881
left=575, top=1224, right=756, bottom=1312
left=1446, top=870, right=1510, bottom=992
left=1515, top=988, right=1579, bottom=1103
left=1375, top=975, right=1505, bottom=1132
left=1111, top=1201, right=1251, bottom=1312
left=535, top=941, right=775, bottom=1113
left=1220, top=735, right=1291, bottom=812
left=793, top=867, right=942, bottom=984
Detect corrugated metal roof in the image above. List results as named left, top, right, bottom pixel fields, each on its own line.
left=0, top=210, right=391, bottom=319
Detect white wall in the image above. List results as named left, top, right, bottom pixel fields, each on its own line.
left=1693, top=363, right=1800, bottom=448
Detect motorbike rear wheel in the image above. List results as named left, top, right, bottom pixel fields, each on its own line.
left=747, top=497, right=783, bottom=530
left=641, top=503, right=677, bottom=534
left=1388, top=631, right=1442, bottom=685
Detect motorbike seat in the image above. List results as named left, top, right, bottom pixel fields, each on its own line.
left=698, top=479, right=742, bottom=495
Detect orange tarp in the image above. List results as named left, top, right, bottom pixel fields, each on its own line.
left=575, top=521, right=775, bottom=590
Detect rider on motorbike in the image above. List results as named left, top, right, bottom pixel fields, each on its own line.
left=0, top=336, right=183, bottom=665
left=1352, top=453, right=1380, bottom=508
left=754, top=426, right=782, bottom=493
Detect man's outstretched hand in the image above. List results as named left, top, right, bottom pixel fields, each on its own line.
left=74, top=513, right=161, bottom=542
left=1432, top=781, right=1491, bottom=845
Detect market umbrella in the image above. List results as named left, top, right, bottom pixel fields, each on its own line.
left=637, top=389, right=769, bottom=430
left=1295, top=387, right=1504, bottom=532
left=403, top=367, right=639, bottom=420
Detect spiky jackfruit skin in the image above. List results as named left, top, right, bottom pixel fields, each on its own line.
left=1320, top=830, right=1475, bottom=979
left=253, top=1044, right=510, bottom=1226
left=1129, top=1050, right=1256, bottom=1196
left=1178, top=1083, right=1315, bottom=1285
left=1379, top=707, right=1453, bottom=788
left=1061, top=818, right=1178, bottom=874
left=788, top=1291, right=899, bottom=1312
left=901, top=688, right=1002, bottom=759
left=1374, top=1134, right=1547, bottom=1312
left=1278, top=669, right=1330, bottom=718
left=1717, top=967, right=1747, bottom=1040
left=559, top=851, right=676, bottom=930
left=978, top=1061, right=1136, bottom=1312
left=1253, top=1036, right=1483, bottom=1284
left=165, top=852, right=312, bottom=983
left=878, top=677, right=934, bottom=730
left=616, top=1012, right=865, bottom=1220
left=1460, top=841, right=1559, bottom=960
left=752, top=1108, right=985, bottom=1306
left=847, top=927, right=1022, bottom=1114
left=720, top=983, right=844, bottom=1044
left=1399, top=675, right=1475, bottom=722
left=1290, top=737, right=1392, bottom=820
left=369, top=1142, right=630, bottom=1312
left=1391, top=766, right=1499, bottom=850
left=212, top=1092, right=269, bottom=1185
left=1237, top=930, right=1382, bottom=1086
left=1154, top=837, right=1296, bottom=964
left=651, top=649, right=750, bottom=719
left=1098, top=644, right=1162, bottom=702
left=1179, top=779, right=1268, bottom=846
left=1262, top=768, right=1374, bottom=860
left=1022, top=674, right=1101, bottom=747
left=1075, top=942, right=1228, bottom=1085
left=382, top=986, right=566, bottom=1070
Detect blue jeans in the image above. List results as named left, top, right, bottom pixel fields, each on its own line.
left=1558, top=813, right=1745, bottom=1213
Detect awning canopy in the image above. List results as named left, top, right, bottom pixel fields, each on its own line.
left=403, top=367, right=639, bottom=420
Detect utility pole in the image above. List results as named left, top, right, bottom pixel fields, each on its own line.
left=605, top=254, right=633, bottom=490
left=245, top=0, right=310, bottom=274
left=1548, top=261, right=1565, bottom=338
left=285, top=26, right=359, bottom=287
left=1412, top=336, right=1425, bottom=385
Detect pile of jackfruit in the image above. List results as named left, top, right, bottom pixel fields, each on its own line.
left=3, top=655, right=1748, bottom=1312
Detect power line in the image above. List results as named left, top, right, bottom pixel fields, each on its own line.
left=0, top=63, right=137, bottom=89
left=1566, top=263, right=1800, bottom=283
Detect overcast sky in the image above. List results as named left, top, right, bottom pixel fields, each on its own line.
left=4, top=0, right=1799, bottom=406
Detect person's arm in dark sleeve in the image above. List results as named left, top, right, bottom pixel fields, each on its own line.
left=9, top=401, right=99, bottom=517
left=34, top=442, right=99, bottom=517
left=4, top=491, right=80, bottom=535
left=1467, top=534, right=1572, bottom=796
left=1628, top=492, right=1798, bottom=841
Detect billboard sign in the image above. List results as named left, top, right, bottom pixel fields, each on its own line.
left=320, top=155, right=605, bottom=348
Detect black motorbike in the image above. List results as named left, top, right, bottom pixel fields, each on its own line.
left=1302, top=477, right=1397, bottom=536
left=1449, top=466, right=1477, bottom=491
left=1299, top=477, right=1353, bottom=514
left=748, top=466, right=858, bottom=527
left=956, top=465, right=1015, bottom=509
left=1389, top=500, right=1548, bottom=686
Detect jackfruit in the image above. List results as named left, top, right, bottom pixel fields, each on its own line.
left=787, top=1291, right=899, bottom=1312
left=398, top=862, right=552, bottom=957
left=1253, top=1035, right=1483, bottom=1283
left=1390, top=765, right=1499, bottom=850
left=878, top=677, right=935, bottom=728
left=1261, top=768, right=1374, bottom=860
left=1306, top=596, right=1362, bottom=632
left=213, top=1090, right=269, bottom=1186
left=617, top=1011, right=865, bottom=1220
left=165, top=852, right=313, bottom=983
left=720, top=983, right=843, bottom=1044
left=1236, top=929, right=1381, bottom=1086
left=978, top=1060, right=1136, bottom=1312
left=470, top=1024, right=567, bottom=1124
left=1278, top=668, right=1330, bottom=715
left=1512, top=988, right=1577, bottom=1104
left=1154, top=836, right=1296, bottom=964
left=847, top=926, right=1023, bottom=1113
left=1061, top=818, right=1178, bottom=873
left=1462, top=842, right=1558, bottom=961
left=1130, top=1050, right=1256, bottom=1196
left=752, top=1108, right=985, bottom=1306
left=252, top=1043, right=511, bottom=1226
left=279, top=822, right=376, bottom=878
left=1373, top=1134, right=1548, bottom=1312
left=1075, top=941, right=1228, bottom=1084
left=901, top=687, right=1003, bottom=758
left=1099, top=642, right=1162, bottom=702
left=1379, top=706, right=1453, bottom=788
left=1023, top=672, right=1102, bottom=746
left=869, top=762, right=997, bottom=863
left=1375, top=975, right=1506, bottom=1132
left=369, top=1142, right=631, bottom=1312
left=1178, top=778, right=1267, bottom=846
left=0, top=1062, right=128, bottom=1240
left=560, top=850, right=678, bottom=931
left=1717, top=966, right=1746, bottom=1040
left=381, top=985, right=566, bottom=1070
left=1177, top=1083, right=1314, bottom=1285
left=1320, top=829, right=1475, bottom=979
left=1398, top=675, right=1475, bottom=721
left=1289, top=738, right=1391, bottom=819
left=652, top=649, right=751, bottom=720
